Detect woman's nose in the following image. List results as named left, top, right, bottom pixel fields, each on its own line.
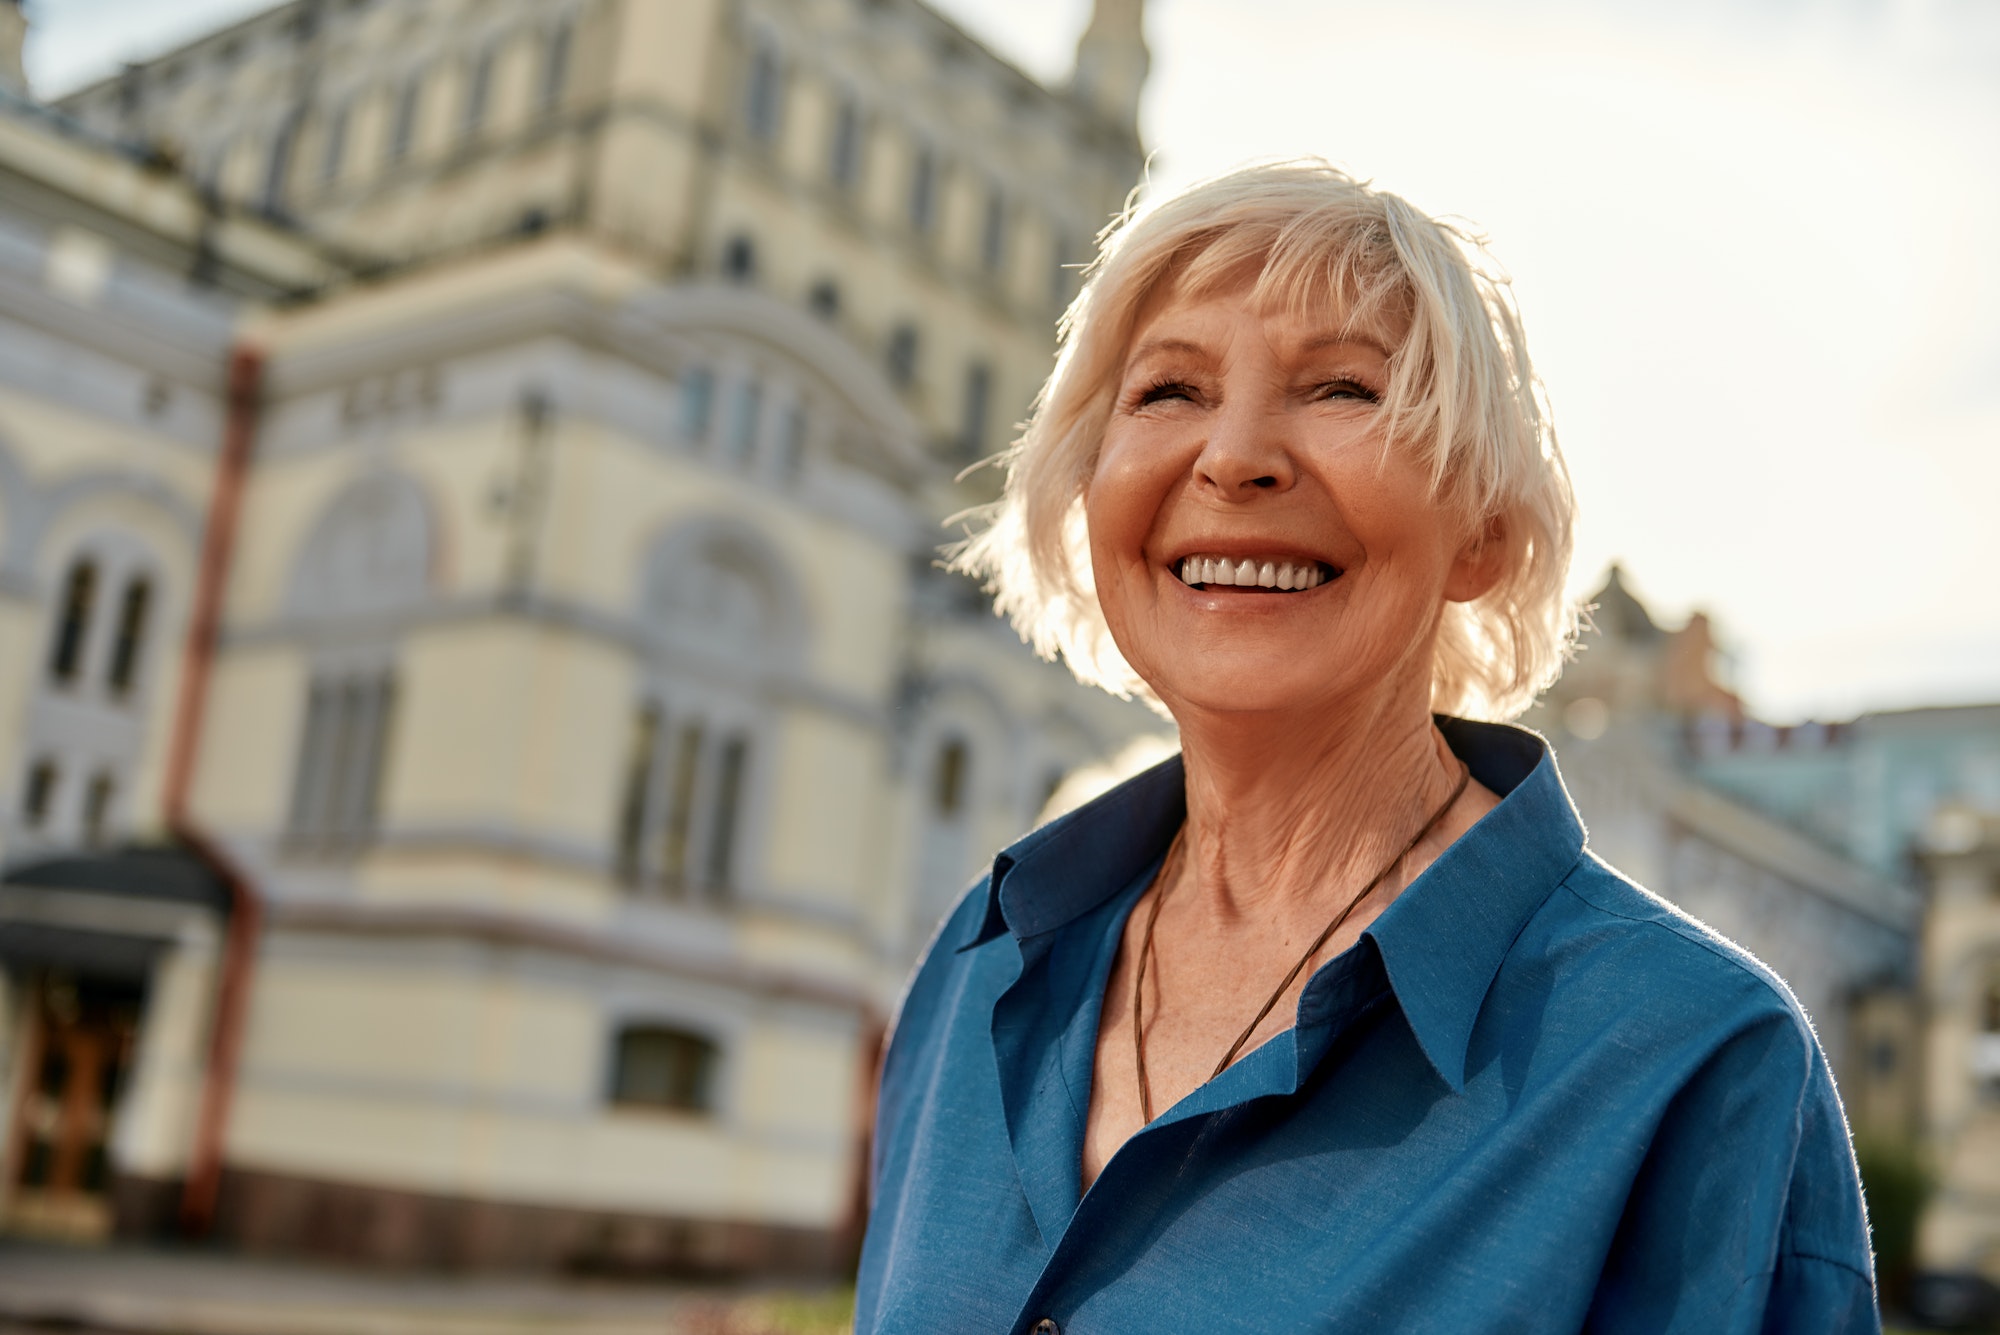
left=1192, top=403, right=1296, bottom=498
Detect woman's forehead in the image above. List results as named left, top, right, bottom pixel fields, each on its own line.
left=1126, top=271, right=1406, bottom=362
left=1129, top=251, right=1412, bottom=357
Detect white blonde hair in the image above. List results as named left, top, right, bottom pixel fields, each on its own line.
left=953, top=158, right=1579, bottom=721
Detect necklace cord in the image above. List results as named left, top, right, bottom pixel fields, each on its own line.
left=1132, top=760, right=1472, bottom=1124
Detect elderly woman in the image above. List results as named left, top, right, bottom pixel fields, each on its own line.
left=855, top=162, right=1877, bottom=1334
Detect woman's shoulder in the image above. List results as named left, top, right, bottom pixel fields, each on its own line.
left=1527, top=849, right=1821, bottom=1058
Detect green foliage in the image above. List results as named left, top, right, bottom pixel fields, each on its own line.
left=1855, top=1134, right=1931, bottom=1310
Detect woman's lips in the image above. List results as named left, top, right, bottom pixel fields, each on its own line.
left=1175, top=555, right=1339, bottom=591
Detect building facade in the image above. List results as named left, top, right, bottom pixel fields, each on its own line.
left=0, top=0, right=1163, bottom=1272
left=1522, top=569, right=1921, bottom=1131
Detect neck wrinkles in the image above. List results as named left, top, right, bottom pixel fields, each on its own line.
left=1172, top=688, right=1465, bottom=925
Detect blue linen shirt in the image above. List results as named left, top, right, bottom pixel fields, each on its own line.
left=857, top=718, right=1879, bottom=1334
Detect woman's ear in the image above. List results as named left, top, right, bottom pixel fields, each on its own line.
left=1444, top=514, right=1509, bottom=604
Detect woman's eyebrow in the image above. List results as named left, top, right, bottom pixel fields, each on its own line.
left=1125, top=336, right=1209, bottom=364
left=1298, top=332, right=1392, bottom=360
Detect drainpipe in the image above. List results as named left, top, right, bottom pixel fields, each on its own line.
left=162, top=344, right=264, bottom=1236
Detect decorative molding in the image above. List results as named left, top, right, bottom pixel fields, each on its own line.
left=266, top=898, right=872, bottom=1012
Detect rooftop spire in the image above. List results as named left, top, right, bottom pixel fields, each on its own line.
left=1071, top=0, right=1148, bottom=135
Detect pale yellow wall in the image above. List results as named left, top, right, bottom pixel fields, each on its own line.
left=187, top=648, right=300, bottom=830
left=228, top=943, right=857, bottom=1224
left=111, top=933, right=220, bottom=1179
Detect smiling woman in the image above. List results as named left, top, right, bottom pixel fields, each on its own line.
left=857, top=161, right=1880, bottom=1334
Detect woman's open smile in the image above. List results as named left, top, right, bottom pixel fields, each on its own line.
left=1087, top=282, right=1488, bottom=719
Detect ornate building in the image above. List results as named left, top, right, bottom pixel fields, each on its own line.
left=0, top=0, right=1161, bottom=1273
left=1523, top=568, right=1921, bottom=1131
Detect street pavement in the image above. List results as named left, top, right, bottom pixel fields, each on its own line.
left=0, top=1241, right=849, bottom=1335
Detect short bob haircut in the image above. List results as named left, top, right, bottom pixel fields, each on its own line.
left=953, top=159, right=1579, bottom=721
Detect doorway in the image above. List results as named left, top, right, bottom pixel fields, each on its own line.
left=4, top=972, right=143, bottom=1241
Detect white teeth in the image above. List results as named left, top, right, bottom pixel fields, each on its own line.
left=1177, top=554, right=1333, bottom=590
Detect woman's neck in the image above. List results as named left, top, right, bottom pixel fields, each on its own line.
left=1171, top=686, right=1469, bottom=927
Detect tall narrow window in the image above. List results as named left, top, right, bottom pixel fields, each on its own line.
left=81, top=772, right=115, bottom=847
left=774, top=403, right=807, bottom=480
left=886, top=323, right=919, bottom=390
left=980, top=186, right=1007, bottom=274
left=106, top=577, right=151, bottom=698
left=680, top=367, right=715, bottom=442
left=387, top=77, right=421, bottom=163
left=703, top=734, right=748, bottom=897
left=21, top=759, right=57, bottom=829
left=959, top=361, right=992, bottom=460
left=660, top=720, right=705, bottom=892
left=722, top=233, right=758, bottom=283
left=742, top=37, right=783, bottom=143
left=615, top=704, right=660, bottom=883
left=827, top=94, right=861, bottom=188
left=541, top=23, right=572, bottom=114
left=320, top=102, right=348, bottom=184
left=287, top=670, right=396, bottom=851
left=462, top=47, right=494, bottom=137
left=610, top=1025, right=718, bottom=1113
left=263, top=111, right=300, bottom=213
left=721, top=380, right=761, bottom=466
left=49, top=560, right=97, bottom=685
left=933, top=737, right=968, bottom=817
left=907, top=143, right=937, bottom=234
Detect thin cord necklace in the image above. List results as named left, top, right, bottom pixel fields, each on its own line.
left=1132, top=760, right=1471, bottom=1124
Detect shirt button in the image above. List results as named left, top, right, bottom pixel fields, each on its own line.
left=1031, top=1322, right=1060, bottom=1335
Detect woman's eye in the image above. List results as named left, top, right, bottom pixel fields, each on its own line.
left=1135, top=380, right=1197, bottom=407
left=1317, top=377, right=1380, bottom=403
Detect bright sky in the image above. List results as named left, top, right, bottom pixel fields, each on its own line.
left=25, top=0, right=2000, bottom=723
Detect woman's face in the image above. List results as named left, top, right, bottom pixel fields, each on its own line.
left=1086, top=279, right=1495, bottom=721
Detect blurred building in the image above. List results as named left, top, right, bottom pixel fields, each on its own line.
left=1534, top=567, right=2000, bottom=1294
left=0, top=0, right=1162, bottom=1274
left=1524, top=568, right=1922, bottom=1116
left=1915, top=808, right=2000, bottom=1295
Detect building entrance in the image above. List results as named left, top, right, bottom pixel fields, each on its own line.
left=5, top=973, right=143, bottom=1241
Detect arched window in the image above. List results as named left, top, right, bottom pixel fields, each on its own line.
left=618, top=522, right=801, bottom=903
left=106, top=576, right=152, bottom=698
left=609, top=1025, right=718, bottom=1114
left=48, top=559, right=97, bottom=685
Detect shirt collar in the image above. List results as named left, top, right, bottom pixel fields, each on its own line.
left=960, top=718, right=1587, bottom=1093
left=1360, top=717, right=1586, bottom=1092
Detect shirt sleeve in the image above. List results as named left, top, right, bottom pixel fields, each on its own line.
left=1584, top=1002, right=1881, bottom=1335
